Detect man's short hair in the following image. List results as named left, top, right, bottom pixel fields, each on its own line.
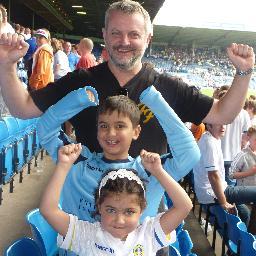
left=105, top=0, right=152, bottom=34
left=79, top=38, right=94, bottom=52
left=97, top=95, right=141, bottom=127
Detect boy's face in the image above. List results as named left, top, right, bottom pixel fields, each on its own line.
left=249, top=133, right=256, bottom=151
left=207, top=124, right=226, bottom=139
left=97, top=110, right=141, bottom=160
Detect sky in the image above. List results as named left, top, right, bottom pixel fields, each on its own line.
left=153, top=0, right=256, bottom=32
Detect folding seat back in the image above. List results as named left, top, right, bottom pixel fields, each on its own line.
left=177, top=229, right=194, bottom=256
left=237, top=221, right=256, bottom=256
left=226, top=212, right=241, bottom=254
left=13, top=118, right=29, bottom=171
left=209, top=205, right=227, bottom=256
left=1, top=117, right=20, bottom=175
left=0, top=119, right=15, bottom=183
left=26, top=208, right=58, bottom=256
left=4, top=237, right=43, bottom=256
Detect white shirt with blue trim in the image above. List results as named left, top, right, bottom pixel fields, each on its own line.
left=57, top=213, right=176, bottom=256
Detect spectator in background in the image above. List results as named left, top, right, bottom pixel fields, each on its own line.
left=19, top=26, right=25, bottom=38
left=230, top=126, right=256, bottom=186
left=14, top=23, right=20, bottom=34
left=51, top=38, right=71, bottom=81
left=24, top=29, right=37, bottom=83
left=217, top=88, right=251, bottom=185
left=24, top=27, right=31, bottom=40
left=76, top=38, right=97, bottom=69
left=244, top=99, right=256, bottom=126
left=29, top=28, right=54, bottom=90
left=193, top=122, right=256, bottom=234
left=63, top=41, right=79, bottom=71
left=0, top=4, right=14, bottom=34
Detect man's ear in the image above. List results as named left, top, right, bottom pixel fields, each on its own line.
left=133, top=125, right=141, bottom=140
left=146, top=33, right=152, bottom=45
left=102, top=28, right=106, bottom=42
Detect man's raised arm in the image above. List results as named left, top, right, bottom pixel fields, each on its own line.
left=204, top=43, right=255, bottom=124
left=0, top=33, right=41, bottom=118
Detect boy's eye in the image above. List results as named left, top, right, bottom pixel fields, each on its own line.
left=98, top=123, right=108, bottom=129
left=116, top=124, right=124, bottom=129
left=106, top=208, right=115, bottom=214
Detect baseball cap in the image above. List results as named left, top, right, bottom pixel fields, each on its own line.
left=34, top=29, right=49, bottom=39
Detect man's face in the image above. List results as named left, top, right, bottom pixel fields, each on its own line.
left=103, top=10, right=151, bottom=71
left=64, top=42, right=71, bottom=54
left=36, top=36, right=46, bottom=46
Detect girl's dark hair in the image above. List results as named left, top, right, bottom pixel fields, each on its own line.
left=93, top=169, right=147, bottom=217
left=97, top=95, right=141, bottom=127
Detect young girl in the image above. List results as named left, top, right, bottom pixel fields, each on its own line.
left=40, top=143, right=192, bottom=255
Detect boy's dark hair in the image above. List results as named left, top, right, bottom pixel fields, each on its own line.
left=93, top=169, right=147, bottom=217
left=97, top=95, right=141, bottom=127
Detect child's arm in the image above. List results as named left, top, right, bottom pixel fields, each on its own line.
left=37, top=86, right=98, bottom=161
left=39, top=143, right=82, bottom=236
left=229, top=153, right=256, bottom=179
left=140, top=149, right=192, bottom=235
left=140, top=86, right=200, bottom=181
left=231, top=166, right=256, bottom=179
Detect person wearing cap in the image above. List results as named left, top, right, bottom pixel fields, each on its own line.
left=29, top=28, right=54, bottom=90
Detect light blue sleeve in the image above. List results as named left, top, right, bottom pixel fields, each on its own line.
left=140, top=86, right=200, bottom=181
left=37, top=86, right=99, bottom=162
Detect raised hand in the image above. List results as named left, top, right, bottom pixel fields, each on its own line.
left=140, top=149, right=163, bottom=176
left=227, top=43, right=255, bottom=71
left=86, top=89, right=96, bottom=102
left=0, top=33, right=29, bottom=65
left=57, top=143, right=82, bottom=168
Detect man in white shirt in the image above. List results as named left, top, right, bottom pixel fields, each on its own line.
left=193, top=123, right=256, bottom=234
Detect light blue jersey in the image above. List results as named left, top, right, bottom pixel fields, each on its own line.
left=37, top=85, right=200, bottom=255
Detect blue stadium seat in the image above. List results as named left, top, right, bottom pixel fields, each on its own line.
left=0, top=118, right=17, bottom=191
left=0, top=120, right=9, bottom=203
left=26, top=208, right=58, bottom=256
left=4, top=237, right=43, bottom=256
left=237, top=221, right=256, bottom=256
left=209, top=205, right=227, bottom=256
left=178, top=229, right=195, bottom=256
left=226, top=212, right=241, bottom=255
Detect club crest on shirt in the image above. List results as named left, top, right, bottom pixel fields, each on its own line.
left=133, top=244, right=144, bottom=256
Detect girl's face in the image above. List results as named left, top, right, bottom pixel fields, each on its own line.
left=98, top=192, right=142, bottom=240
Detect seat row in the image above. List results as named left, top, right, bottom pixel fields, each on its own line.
left=203, top=204, right=256, bottom=256
left=182, top=171, right=256, bottom=256
left=0, top=116, right=42, bottom=205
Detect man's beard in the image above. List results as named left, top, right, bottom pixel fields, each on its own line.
left=108, top=46, right=144, bottom=70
